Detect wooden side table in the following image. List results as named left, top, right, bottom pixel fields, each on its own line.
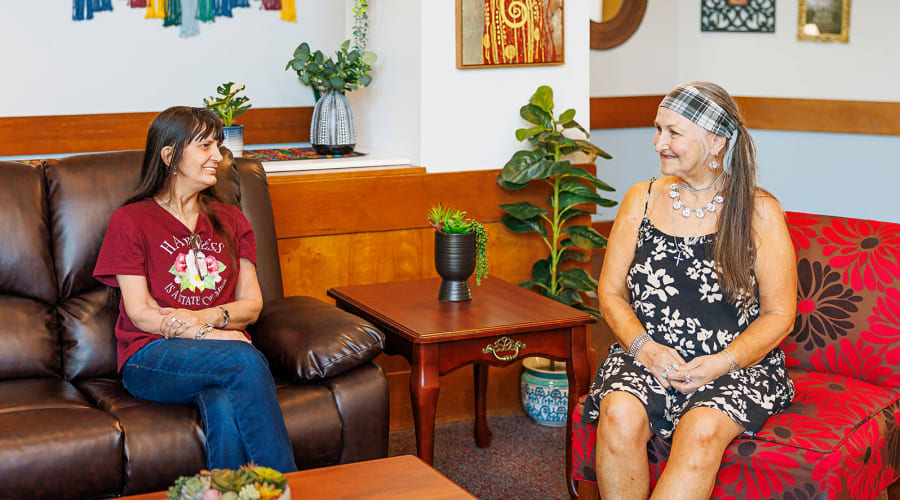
left=328, top=276, right=595, bottom=499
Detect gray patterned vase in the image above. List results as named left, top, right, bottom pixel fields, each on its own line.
left=310, top=89, right=356, bottom=155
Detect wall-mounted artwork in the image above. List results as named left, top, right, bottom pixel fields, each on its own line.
left=798, top=0, right=851, bottom=43
left=700, top=0, right=775, bottom=33
left=456, top=0, right=564, bottom=69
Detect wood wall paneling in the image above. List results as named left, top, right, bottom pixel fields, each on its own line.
left=590, top=96, right=900, bottom=136
left=0, top=107, right=313, bottom=157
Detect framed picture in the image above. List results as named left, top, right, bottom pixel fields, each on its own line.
left=798, top=0, right=851, bottom=43
left=700, top=0, right=775, bottom=33
left=456, top=0, right=564, bottom=69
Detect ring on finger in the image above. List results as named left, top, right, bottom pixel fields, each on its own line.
left=664, top=364, right=673, bottom=372
left=684, top=373, right=692, bottom=384
left=170, top=317, right=178, bottom=323
left=661, top=372, right=668, bottom=379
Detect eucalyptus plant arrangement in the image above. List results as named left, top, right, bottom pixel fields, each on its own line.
left=203, top=82, right=251, bottom=127
left=285, top=39, right=376, bottom=100
left=497, top=85, right=617, bottom=316
left=428, top=204, right=489, bottom=285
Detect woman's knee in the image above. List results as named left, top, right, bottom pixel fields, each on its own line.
left=597, top=392, right=651, bottom=444
left=674, top=407, right=742, bottom=449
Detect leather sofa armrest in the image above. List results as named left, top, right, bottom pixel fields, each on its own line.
left=249, top=296, right=385, bottom=382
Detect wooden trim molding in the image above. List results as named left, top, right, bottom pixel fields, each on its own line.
left=590, top=95, right=900, bottom=136
left=0, top=106, right=314, bottom=156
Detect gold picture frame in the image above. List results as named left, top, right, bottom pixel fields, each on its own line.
left=456, top=0, right=565, bottom=69
left=797, top=0, right=850, bottom=43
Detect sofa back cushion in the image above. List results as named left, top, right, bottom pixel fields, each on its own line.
left=0, top=161, right=61, bottom=378
left=783, top=211, right=900, bottom=388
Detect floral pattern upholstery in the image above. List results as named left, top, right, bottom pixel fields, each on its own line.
left=572, top=212, right=900, bottom=499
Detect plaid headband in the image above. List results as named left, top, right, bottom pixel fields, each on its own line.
left=659, top=85, right=738, bottom=139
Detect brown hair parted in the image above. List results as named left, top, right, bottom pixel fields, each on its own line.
left=125, top=106, right=236, bottom=266
left=683, top=81, right=758, bottom=303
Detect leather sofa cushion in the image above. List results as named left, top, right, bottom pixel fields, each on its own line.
left=252, top=296, right=385, bottom=381
left=0, top=403, right=123, bottom=500
left=59, top=287, right=119, bottom=380
left=0, top=161, right=56, bottom=305
left=0, top=298, right=60, bottom=379
left=275, top=380, right=345, bottom=469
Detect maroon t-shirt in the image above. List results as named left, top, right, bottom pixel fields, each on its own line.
left=93, top=199, right=257, bottom=371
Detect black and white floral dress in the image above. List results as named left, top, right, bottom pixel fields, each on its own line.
left=583, top=181, right=794, bottom=438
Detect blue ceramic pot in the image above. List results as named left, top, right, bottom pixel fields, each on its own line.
left=223, top=125, right=243, bottom=158
left=520, top=357, right=568, bottom=427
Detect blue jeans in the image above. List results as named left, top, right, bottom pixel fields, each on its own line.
left=122, top=339, right=298, bottom=472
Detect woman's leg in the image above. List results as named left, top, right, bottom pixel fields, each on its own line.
left=197, top=387, right=248, bottom=470
left=595, top=391, right=654, bottom=500
left=650, top=407, right=743, bottom=500
left=122, top=338, right=298, bottom=472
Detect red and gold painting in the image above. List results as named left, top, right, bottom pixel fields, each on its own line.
left=457, top=0, right=564, bottom=69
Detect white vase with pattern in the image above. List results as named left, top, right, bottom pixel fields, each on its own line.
left=310, top=89, right=356, bottom=155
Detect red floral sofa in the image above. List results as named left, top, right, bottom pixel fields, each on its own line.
left=572, top=212, right=900, bottom=499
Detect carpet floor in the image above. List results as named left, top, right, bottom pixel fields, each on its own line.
left=388, top=413, right=568, bottom=499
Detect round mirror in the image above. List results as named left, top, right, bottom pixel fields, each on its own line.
left=590, top=0, right=647, bottom=50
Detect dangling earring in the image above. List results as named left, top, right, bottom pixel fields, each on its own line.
left=709, top=160, right=719, bottom=170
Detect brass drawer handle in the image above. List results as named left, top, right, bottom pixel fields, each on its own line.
left=482, top=336, right=526, bottom=362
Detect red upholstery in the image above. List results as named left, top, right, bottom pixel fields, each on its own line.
left=572, top=212, right=900, bottom=499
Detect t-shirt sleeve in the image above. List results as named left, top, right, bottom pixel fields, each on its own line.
left=231, top=206, right=257, bottom=266
left=93, top=208, right=146, bottom=287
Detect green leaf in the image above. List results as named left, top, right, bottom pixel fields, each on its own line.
left=561, top=119, right=589, bottom=137
left=556, top=165, right=616, bottom=192
left=560, top=238, right=575, bottom=248
left=518, top=278, right=548, bottom=292
left=575, top=139, right=613, bottom=160
left=362, top=51, right=378, bottom=65
left=558, top=190, right=617, bottom=211
left=340, top=39, right=351, bottom=51
left=560, top=268, right=598, bottom=291
left=500, top=150, right=554, bottom=184
left=558, top=108, right=575, bottom=123
left=330, top=76, right=346, bottom=89
left=563, top=225, right=608, bottom=249
left=497, top=173, right=529, bottom=190
left=559, top=208, right=594, bottom=223
left=515, top=125, right=545, bottom=142
left=359, top=74, right=372, bottom=87
left=294, top=42, right=310, bottom=60
left=532, top=259, right=551, bottom=284
left=520, top=104, right=553, bottom=129
left=546, top=288, right=581, bottom=306
left=559, top=248, right=590, bottom=263
left=499, top=201, right=547, bottom=220
left=529, top=85, right=554, bottom=113
left=573, top=302, right=603, bottom=318
left=501, top=214, right=547, bottom=237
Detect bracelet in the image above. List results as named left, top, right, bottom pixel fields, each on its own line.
left=195, top=323, right=214, bottom=340
left=217, top=305, right=230, bottom=328
left=722, top=349, right=741, bottom=373
left=627, top=333, right=652, bottom=358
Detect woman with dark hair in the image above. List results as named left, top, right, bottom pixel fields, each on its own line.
left=94, top=106, right=297, bottom=472
left=585, top=82, right=796, bottom=499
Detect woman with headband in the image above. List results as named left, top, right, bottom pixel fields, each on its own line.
left=583, top=82, right=796, bottom=499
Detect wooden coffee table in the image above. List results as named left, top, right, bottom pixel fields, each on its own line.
left=121, top=455, right=473, bottom=499
left=328, top=276, right=595, bottom=498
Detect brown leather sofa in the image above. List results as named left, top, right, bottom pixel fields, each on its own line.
left=0, top=150, right=389, bottom=499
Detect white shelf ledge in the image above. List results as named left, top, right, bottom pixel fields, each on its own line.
left=258, top=149, right=411, bottom=173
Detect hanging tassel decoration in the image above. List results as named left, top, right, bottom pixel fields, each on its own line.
left=146, top=0, right=166, bottom=19
left=164, top=0, right=182, bottom=26
left=196, top=0, right=215, bottom=22
left=262, top=0, right=281, bottom=10
left=280, top=0, right=295, bottom=22
left=180, top=0, right=199, bottom=36
left=232, top=0, right=250, bottom=7
left=216, top=0, right=232, bottom=17
left=72, top=0, right=91, bottom=20
left=129, top=0, right=148, bottom=7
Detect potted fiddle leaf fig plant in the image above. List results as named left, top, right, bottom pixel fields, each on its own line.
left=204, top=81, right=252, bottom=157
left=427, top=203, right=488, bottom=302
left=498, top=85, right=617, bottom=317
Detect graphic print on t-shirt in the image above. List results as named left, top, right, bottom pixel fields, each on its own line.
left=169, top=247, right=227, bottom=292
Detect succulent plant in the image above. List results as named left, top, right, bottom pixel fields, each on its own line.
left=244, top=465, right=288, bottom=489
left=178, top=476, right=209, bottom=500
left=237, top=484, right=261, bottom=500
left=210, top=468, right=250, bottom=493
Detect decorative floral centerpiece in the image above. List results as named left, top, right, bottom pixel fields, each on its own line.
left=203, top=82, right=252, bottom=128
left=166, top=464, right=289, bottom=500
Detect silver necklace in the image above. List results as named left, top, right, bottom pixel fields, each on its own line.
left=680, top=171, right=724, bottom=193
left=669, top=181, right=725, bottom=219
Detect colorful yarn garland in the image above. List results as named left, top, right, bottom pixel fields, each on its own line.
left=72, top=0, right=298, bottom=31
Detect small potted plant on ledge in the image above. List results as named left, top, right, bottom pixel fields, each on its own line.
left=204, top=81, right=252, bottom=158
left=427, top=203, right=488, bottom=302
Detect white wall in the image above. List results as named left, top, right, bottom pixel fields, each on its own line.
left=589, top=0, right=900, bottom=222
left=0, top=1, right=344, bottom=116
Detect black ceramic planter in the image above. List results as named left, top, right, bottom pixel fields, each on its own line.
left=434, top=231, right=476, bottom=301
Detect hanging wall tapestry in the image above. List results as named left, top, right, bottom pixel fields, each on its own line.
left=457, top=0, right=564, bottom=69
left=700, top=0, right=775, bottom=33
left=73, top=0, right=296, bottom=36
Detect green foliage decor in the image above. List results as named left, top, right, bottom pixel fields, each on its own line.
left=203, top=82, right=251, bottom=128
left=428, top=203, right=489, bottom=286
left=497, top=85, right=617, bottom=316
left=286, top=39, right=377, bottom=101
